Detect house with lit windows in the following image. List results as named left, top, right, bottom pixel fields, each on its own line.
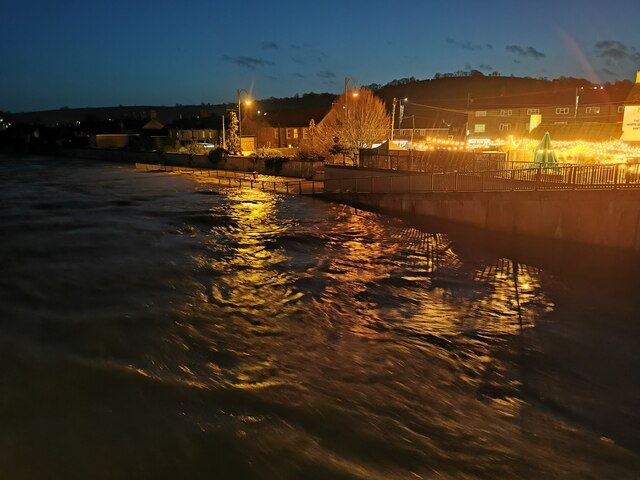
left=244, top=106, right=331, bottom=148
left=466, top=83, right=632, bottom=143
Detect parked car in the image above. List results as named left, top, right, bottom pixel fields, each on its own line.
left=197, top=141, right=216, bottom=149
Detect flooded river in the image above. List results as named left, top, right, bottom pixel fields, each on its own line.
left=1, top=155, right=639, bottom=479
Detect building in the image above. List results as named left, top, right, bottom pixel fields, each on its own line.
left=245, top=106, right=331, bottom=148
left=621, top=71, right=640, bottom=144
left=467, top=83, right=631, bottom=143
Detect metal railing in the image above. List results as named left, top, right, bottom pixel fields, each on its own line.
left=324, top=163, right=640, bottom=195
left=135, top=163, right=323, bottom=195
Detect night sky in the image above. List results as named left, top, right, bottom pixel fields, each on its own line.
left=2, top=0, right=639, bottom=112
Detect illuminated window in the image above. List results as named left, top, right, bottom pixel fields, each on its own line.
left=618, top=106, right=625, bottom=113
left=418, top=129, right=426, bottom=135
left=585, top=106, right=601, bottom=114
left=556, top=107, right=570, bottom=115
left=499, top=123, right=511, bottom=131
left=474, top=124, right=486, bottom=133
left=475, top=111, right=487, bottom=117
left=527, top=108, right=540, bottom=115
left=293, top=128, right=299, bottom=139
left=500, top=109, right=513, bottom=116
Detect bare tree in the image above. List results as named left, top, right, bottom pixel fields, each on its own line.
left=316, top=88, right=389, bottom=160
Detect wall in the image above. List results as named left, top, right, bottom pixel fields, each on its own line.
left=325, top=166, right=640, bottom=252
left=61, top=148, right=324, bottom=178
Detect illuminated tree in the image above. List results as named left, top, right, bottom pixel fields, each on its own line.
left=227, top=111, right=240, bottom=154
left=316, top=88, right=389, bottom=160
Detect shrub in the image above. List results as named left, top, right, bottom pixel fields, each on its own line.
left=208, top=147, right=228, bottom=165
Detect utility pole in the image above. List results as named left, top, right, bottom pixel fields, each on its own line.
left=344, top=77, right=350, bottom=127
left=390, top=97, right=397, bottom=141
left=221, top=114, right=226, bottom=149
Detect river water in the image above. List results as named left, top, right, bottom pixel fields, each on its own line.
left=1, top=154, right=639, bottom=479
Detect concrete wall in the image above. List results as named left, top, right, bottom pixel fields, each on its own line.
left=61, top=148, right=324, bottom=178
left=327, top=189, right=640, bottom=251
left=324, top=167, right=640, bottom=251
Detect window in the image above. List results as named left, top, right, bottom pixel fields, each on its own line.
left=618, top=106, right=625, bottom=113
left=286, top=129, right=291, bottom=139
left=500, top=109, right=513, bottom=116
left=556, top=107, right=570, bottom=115
left=499, top=123, right=511, bottom=132
left=474, top=124, right=486, bottom=133
left=293, top=128, right=299, bottom=139
left=302, top=129, right=307, bottom=139
left=527, top=108, right=540, bottom=115
left=418, top=129, right=426, bottom=136
left=585, top=106, right=601, bottom=114
left=475, top=111, right=487, bottom=117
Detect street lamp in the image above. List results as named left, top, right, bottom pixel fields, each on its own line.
left=237, top=88, right=252, bottom=155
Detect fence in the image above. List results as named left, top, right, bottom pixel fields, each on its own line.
left=356, top=149, right=510, bottom=173
left=325, top=163, right=640, bottom=194
left=135, top=163, right=323, bottom=195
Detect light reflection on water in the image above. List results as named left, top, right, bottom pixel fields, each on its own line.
left=1, top=155, right=639, bottom=479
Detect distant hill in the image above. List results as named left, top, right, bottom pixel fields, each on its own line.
left=5, top=75, right=633, bottom=130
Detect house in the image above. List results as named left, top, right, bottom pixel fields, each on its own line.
left=467, top=83, right=631, bottom=142
left=168, top=115, right=222, bottom=145
left=244, top=106, right=331, bottom=148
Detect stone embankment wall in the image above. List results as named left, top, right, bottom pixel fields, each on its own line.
left=61, top=148, right=324, bottom=179
left=325, top=166, right=640, bottom=252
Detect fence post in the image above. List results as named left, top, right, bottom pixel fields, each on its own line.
left=571, top=166, right=576, bottom=190
left=535, top=166, right=542, bottom=191
left=614, top=164, right=619, bottom=190
left=510, top=168, right=516, bottom=192
left=454, top=172, right=458, bottom=192
left=286, top=182, right=289, bottom=194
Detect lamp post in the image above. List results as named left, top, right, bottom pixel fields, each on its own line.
left=575, top=86, right=583, bottom=121
left=237, top=88, right=252, bottom=155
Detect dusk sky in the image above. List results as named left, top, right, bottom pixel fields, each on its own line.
left=2, top=0, right=640, bottom=112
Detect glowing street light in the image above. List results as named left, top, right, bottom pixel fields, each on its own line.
left=237, top=88, right=252, bottom=155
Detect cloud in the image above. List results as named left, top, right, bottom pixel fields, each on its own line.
left=601, top=67, right=617, bottom=77
left=446, top=37, right=483, bottom=51
left=506, top=45, right=546, bottom=59
left=293, top=72, right=305, bottom=78
left=486, top=44, right=493, bottom=49
left=595, top=40, right=640, bottom=64
left=261, top=41, right=279, bottom=50
left=222, top=55, right=275, bottom=69
left=317, top=70, right=336, bottom=79
left=478, top=64, right=493, bottom=71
